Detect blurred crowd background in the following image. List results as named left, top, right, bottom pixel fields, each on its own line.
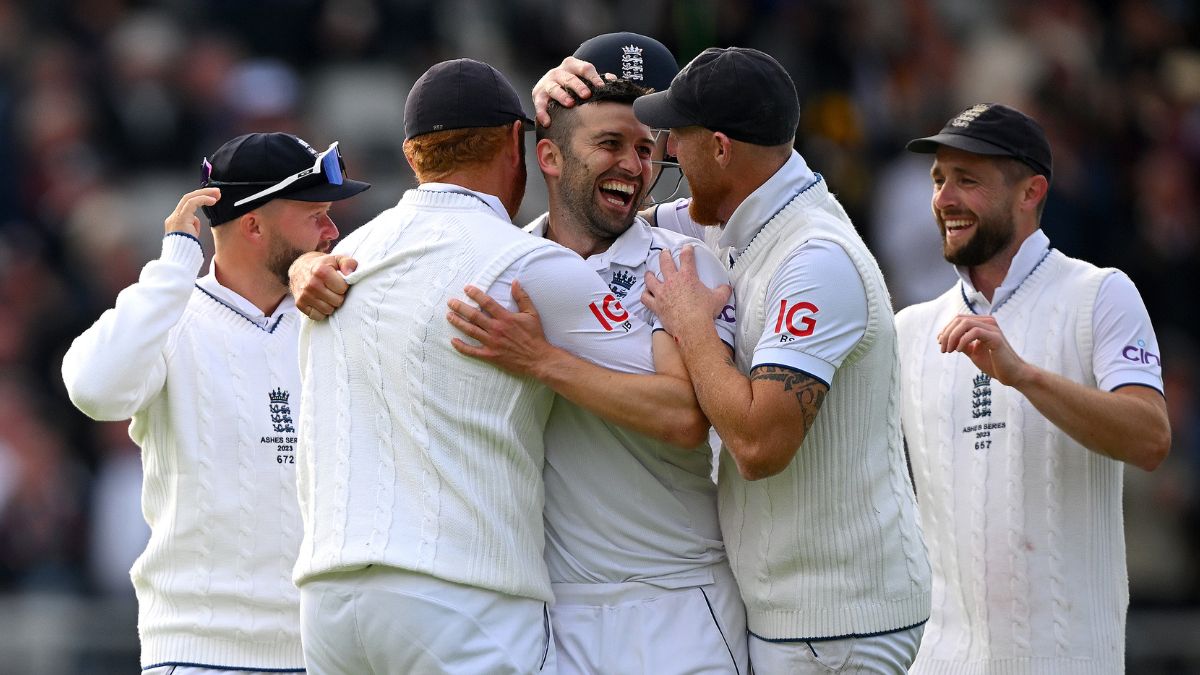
left=0, top=0, right=1197, bottom=672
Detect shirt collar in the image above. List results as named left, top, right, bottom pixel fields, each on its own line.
left=420, top=182, right=512, bottom=222
left=526, top=212, right=655, bottom=271
left=956, top=228, right=1052, bottom=313
left=197, top=259, right=296, bottom=329
left=718, top=150, right=819, bottom=258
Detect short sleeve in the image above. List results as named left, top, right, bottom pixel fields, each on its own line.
left=750, top=239, right=868, bottom=387
left=490, top=245, right=656, bottom=375
left=1092, top=271, right=1164, bottom=394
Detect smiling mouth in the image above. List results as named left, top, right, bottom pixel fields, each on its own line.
left=943, top=217, right=975, bottom=234
left=599, top=179, right=637, bottom=208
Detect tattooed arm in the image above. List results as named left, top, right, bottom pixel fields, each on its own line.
left=644, top=245, right=852, bottom=481
left=681, top=343, right=830, bottom=480
left=640, top=267, right=831, bottom=480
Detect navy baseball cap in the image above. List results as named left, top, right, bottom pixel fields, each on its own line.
left=906, top=103, right=1053, bottom=182
left=574, top=32, right=678, bottom=93
left=200, top=132, right=370, bottom=226
left=404, top=58, right=534, bottom=140
left=633, top=47, right=800, bottom=146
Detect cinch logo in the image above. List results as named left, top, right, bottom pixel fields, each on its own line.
left=718, top=304, right=736, bottom=324
left=1122, top=339, right=1160, bottom=366
left=774, top=299, right=818, bottom=338
left=589, top=294, right=632, bottom=332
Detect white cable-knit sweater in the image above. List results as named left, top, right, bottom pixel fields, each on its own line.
left=294, top=190, right=626, bottom=602
left=724, top=180, right=931, bottom=640
left=62, top=234, right=305, bottom=671
left=898, top=251, right=1125, bottom=675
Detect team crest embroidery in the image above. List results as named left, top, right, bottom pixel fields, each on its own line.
left=951, top=104, right=991, bottom=128
left=269, top=388, right=295, bottom=434
left=620, top=44, right=645, bottom=82
left=609, top=270, right=636, bottom=298
left=971, top=372, right=992, bottom=419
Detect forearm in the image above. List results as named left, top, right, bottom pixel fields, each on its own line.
left=532, top=347, right=709, bottom=448
left=62, top=234, right=198, bottom=419
left=1015, top=366, right=1171, bottom=470
left=673, top=321, right=760, bottom=451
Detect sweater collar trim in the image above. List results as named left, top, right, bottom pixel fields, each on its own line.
left=525, top=213, right=655, bottom=270
left=417, top=182, right=512, bottom=222
left=957, top=229, right=1052, bottom=314
left=197, top=262, right=295, bottom=331
left=718, top=150, right=819, bottom=259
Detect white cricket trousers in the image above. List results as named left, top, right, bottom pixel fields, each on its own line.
left=300, top=565, right=555, bottom=674
left=749, top=622, right=924, bottom=674
left=549, top=561, right=748, bottom=674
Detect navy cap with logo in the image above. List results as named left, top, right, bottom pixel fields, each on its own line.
left=633, top=47, right=800, bottom=146
left=200, top=132, right=370, bottom=226
left=574, top=32, right=678, bottom=93
left=906, top=103, right=1053, bottom=182
left=404, top=58, right=534, bottom=140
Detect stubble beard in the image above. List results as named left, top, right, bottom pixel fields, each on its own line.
left=940, top=204, right=1017, bottom=268
left=559, top=150, right=640, bottom=242
left=267, top=235, right=317, bottom=288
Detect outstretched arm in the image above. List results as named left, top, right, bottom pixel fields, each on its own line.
left=939, top=314, right=1170, bottom=470
left=447, top=281, right=713, bottom=448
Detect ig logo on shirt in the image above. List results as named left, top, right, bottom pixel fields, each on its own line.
left=774, top=300, right=818, bottom=342
left=589, top=294, right=633, bottom=332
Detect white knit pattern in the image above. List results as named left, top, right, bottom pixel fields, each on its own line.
left=61, top=235, right=305, bottom=670
left=294, top=191, right=562, bottom=602
left=722, top=180, right=931, bottom=640
left=900, top=251, right=1126, bottom=675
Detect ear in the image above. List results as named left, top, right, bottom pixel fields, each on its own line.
left=536, top=138, right=562, bottom=178
left=509, top=121, right=525, bottom=170
left=1021, top=174, right=1050, bottom=216
left=239, top=210, right=266, bottom=243
left=712, top=132, right=734, bottom=169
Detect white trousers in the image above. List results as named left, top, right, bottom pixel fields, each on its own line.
left=749, top=623, right=924, bottom=674
left=300, top=566, right=555, bottom=674
left=550, top=561, right=748, bottom=674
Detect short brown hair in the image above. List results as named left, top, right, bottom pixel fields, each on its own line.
left=403, top=123, right=514, bottom=183
left=997, top=156, right=1047, bottom=220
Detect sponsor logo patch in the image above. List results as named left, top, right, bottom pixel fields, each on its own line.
left=774, top=299, right=818, bottom=341
left=589, top=294, right=633, bottom=332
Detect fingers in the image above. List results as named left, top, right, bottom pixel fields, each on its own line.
left=166, top=187, right=220, bottom=235
left=335, top=255, right=358, bottom=275
left=447, top=297, right=492, bottom=330
left=937, top=315, right=999, bottom=353
left=510, top=279, right=537, bottom=315
left=533, top=57, right=606, bottom=127
left=658, top=249, right=679, bottom=275
left=463, top=285, right=512, bottom=319
left=678, top=245, right=697, bottom=274
left=450, top=336, right=487, bottom=359
left=446, top=309, right=492, bottom=343
left=713, top=283, right=733, bottom=307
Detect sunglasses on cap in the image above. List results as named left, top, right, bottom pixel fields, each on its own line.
left=200, top=142, right=346, bottom=207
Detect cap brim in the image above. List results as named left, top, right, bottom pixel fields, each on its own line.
left=282, top=178, right=372, bottom=203
left=633, top=91, right=697, bottom=130
left=905, top=133, right=1014, bottom=157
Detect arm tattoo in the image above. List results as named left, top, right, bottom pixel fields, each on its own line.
left=751, top=365, right=829, bottom=430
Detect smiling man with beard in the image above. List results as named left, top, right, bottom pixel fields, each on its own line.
left=62, top=132, right=369, bottom=673
left=897, top=103, right=1170, bottom=674
left=446, top=75, right=748, bottom=673
left=633, top=47, right=931, bottom=674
